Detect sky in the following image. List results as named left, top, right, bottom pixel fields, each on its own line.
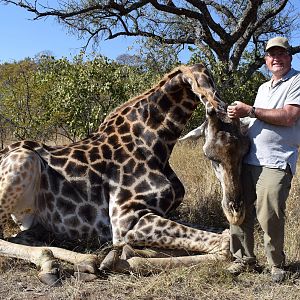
left=0, top=2, right=300, bottom=70
left=0, top=4, right=138, bottom=63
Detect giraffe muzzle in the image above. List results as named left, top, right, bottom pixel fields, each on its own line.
left=223, top=200, right=245, bottom=225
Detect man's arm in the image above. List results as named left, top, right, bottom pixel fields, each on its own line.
left=227, top=101, right=300, bottom=127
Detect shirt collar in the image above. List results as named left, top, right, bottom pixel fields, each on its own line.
left=267, top=68, right=296, bottom=87
left=281, top=68, right=297, bottom=81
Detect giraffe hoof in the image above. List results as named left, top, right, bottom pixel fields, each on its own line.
left=38, top=269, right=61, bottom=286
left=99, top=249, right=119, bottom=272
left=74, top=271, right=99, bottom=282
left=120, top=244, right=136, bottom=260
left=75, top=259, right=98, bottom=274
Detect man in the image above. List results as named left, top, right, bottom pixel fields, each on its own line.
left=227, top=36, right=300, bottom=282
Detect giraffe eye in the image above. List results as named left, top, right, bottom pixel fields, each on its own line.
left=210, top=157, right=221, bottom=164
left=205, top=153, right=221, bottom=164
left=204, top=149, right=220, bottom=164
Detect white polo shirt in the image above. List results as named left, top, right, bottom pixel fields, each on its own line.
left=244, top=68, right=300, bottom=174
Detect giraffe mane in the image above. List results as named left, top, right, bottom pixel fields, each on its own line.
left=103, top=64, right=222, bottom=122
left=103, top=65, right=184, bottom=121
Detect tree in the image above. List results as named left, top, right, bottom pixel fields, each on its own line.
left=0, top=55, right=159, bottom=142
left=0, top=59, right=49, bottom=141
left=37, top=54, right=159, bottom=140
left=1, top=0, right=300, bottom=79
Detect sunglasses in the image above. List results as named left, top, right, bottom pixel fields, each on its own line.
left=265, top=51, right=290, bottom=58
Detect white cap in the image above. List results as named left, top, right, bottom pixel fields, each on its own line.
left=265, top=37, right=290, bottom=51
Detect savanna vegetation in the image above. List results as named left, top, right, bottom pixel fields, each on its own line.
left=0, top=55, right=162, bottom=144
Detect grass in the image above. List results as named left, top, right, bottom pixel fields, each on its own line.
left=0, top=141, right=300, bottom=299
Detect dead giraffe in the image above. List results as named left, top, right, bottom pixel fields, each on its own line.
left=0, top=64, right=247, bottom=285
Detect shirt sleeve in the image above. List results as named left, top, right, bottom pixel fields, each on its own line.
left=285, top=73, right=300, bottom=106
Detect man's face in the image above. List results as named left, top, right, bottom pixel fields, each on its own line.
left=265, top=46, right=292, bottom=77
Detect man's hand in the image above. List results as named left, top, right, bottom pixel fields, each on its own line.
left=227, top=101, right=252, bottom=119
left=228, top=101, right=300, bottom=126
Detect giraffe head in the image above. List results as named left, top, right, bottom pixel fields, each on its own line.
left=180, top=103, right=250, bottom=225
left=179, top=64, right=226, bottom=112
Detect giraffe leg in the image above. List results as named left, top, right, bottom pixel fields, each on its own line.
left=100, top=244, right=229, bottom=274
left=119, top=231, right=230, bottom=273
left=124, top=213, right=230, bottom=256
left=120, top=244, right=169, bottom=260
left=121, top=252, right=226, bottom=274
left=0, top=147, right=41, bottom=236
left=120, top=244, right=195, bottom=260
left=44, top=247, right=99, bottom=282
left=47, top=246, right=100, bottom=282
left=0, top=239, right=61, bottom=286
left=101, top=213, right=230, bottom=273
left=0, top=238, right=100, bottom=284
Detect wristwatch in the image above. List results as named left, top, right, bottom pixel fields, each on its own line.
left=248, top=106, right=256, bottom=118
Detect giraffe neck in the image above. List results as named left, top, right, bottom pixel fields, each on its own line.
left=95, top=65, right=222, bottom=170
left=100, top=71, right=199, bottom=148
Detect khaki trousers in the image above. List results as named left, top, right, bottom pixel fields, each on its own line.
left=230, top=164, right=292, bottom=267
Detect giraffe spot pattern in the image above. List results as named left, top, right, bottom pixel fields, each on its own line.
left=56, top=197, right=76, bottom=215
left=78, top=204, right=97, bottom=225
left=65, top=161, right=88, bottom=177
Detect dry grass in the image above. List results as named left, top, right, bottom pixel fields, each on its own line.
left=170, top=140, right=227, bottom=228
left=0, top=141, right=300, bottom=299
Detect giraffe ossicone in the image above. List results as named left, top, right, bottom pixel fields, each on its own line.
left=0, top=64, right=248, bottom=285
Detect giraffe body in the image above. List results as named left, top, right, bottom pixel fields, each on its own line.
left=0, top=64, right=247, bottom=284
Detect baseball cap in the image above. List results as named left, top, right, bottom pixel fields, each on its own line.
left=265, top=37, right=291, bottom=51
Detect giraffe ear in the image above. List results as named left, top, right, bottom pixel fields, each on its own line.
left=179, top=120, right=207, bottom=141
left=239, top=117, right=251, bottom=135
left=198, top=95, right=208, bottom=106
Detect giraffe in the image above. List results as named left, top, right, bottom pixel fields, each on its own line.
left=0, top=64, right=246, bottom=285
